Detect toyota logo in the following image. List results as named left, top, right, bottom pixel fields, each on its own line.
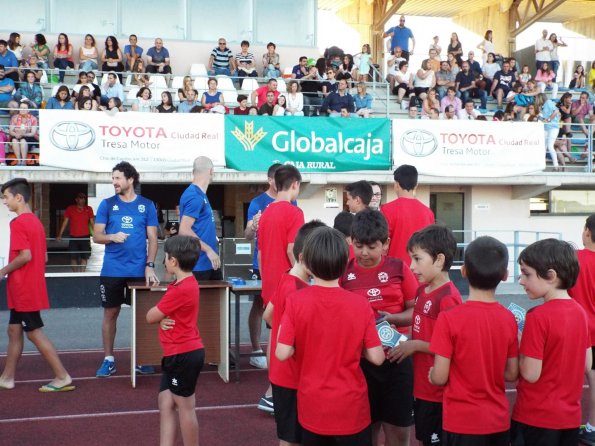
left=400, top=129, right=438, bottom=157
left=50, top=122, right=95, bottom=151
left=122, top=216, right=133, bottom=224
left=367, top=288, right=381, bottom=297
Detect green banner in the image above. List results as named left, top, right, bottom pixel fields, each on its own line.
left=225, top=116, right=391, bottom=172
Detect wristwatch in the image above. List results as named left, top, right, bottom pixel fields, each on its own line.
left=146, top=262, right=155, bottom=268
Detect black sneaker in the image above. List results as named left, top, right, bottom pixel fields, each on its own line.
left=579, top=426, right=595, bottom=445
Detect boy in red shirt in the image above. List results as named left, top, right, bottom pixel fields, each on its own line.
left=263, top=220, right=325, bottom=446
left=569, top=214, right=595, bottom=446
left=276, top=226, right=385, bottom=446
left=56, top=192, right=95, bottom=272
left=147, top=235, right=205, bottom=446
left=0, top=178, right=75, bottom=392
left=511, top=239, right=591, bottom=445
left=340, top=209, right=417, bottom=446
left=388, top=224, right=462, bottom=446
left=430, top=236, right=519, bottom=446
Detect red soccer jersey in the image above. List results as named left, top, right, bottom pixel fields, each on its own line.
left=7, top=213, right=49, bottom=312
left=512, top=299, right=589, bottom=429
left=156, top=276, right=204, bottom=357
left=269, top=272, right=308, bottom=389
left=412, top=282, right=462, bottom=402
left=340, top=256, right=417, bottom=333
left=429, top=301, right=519, bottom=435
left=64, top=205, right=94, bottom=237
left=258, top=201, right=304, bottom=305
left=381, top=197, right=435, bottom=265
left=278, top=286, right=381, bottom=436
left=569, top=249, right=595, bottom=345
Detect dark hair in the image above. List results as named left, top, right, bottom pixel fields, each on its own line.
left=274, top=165, right=301, bottom=192
left=237, top=94, right=247, bottom=103
left=333, top=211, right=354, bottom=238
left=302, top=227, right=349, bottom=281
left=345, top=180, right=373, bottom=206
left=393, top=164, right=418, bottom=191
left=293, top=220, right=327, bottom=259
left=2, top=178, right=31, bottom=201
left=112, top=161, right=140, bottom=187
left=35, top=34, right=47, bottom=46
left=408, top=102, right=417, bottom=111
left=108, top=96, right=122, bottom=110
left=240, top=40, right=250, bottom=47
left=164, top=235, right=201, bottom=272
left=8, top=33, right=20, bottom=50
left=464, top=236, right=508, bottom=290
left=0, top=40, right=7, bottom=47
left=129, top=34, right=138, bottom=39
left=136, top=87, right=152, bottom=99
left=493, top=110, right=505, bottom=121
left=342, top=54, right=354, bottom=71
left=586, top=215, right=595, bottom=242
left=161, top=90, right=173, bottom=106
left=518, top=239, right=579, bottom=289
left=78, top=95, right=92, bottom=109
left=266, top=162, right=283, bottom=178
left=0, top=64, right=4, bottom=71
left=105, top=35, right=119, bottom=51
left=55, top=85, right=71, bottom=101
left=398, top=60, right=408, bottom=70
left=190, top=105, right=204, bottom=113
left=476, top=115, right=487, bottom=121
left=407, top=224, right=458, bottom=271
left=84, top=34, right=96, bottom=46
left=267, top=42, right=276, bottom=49
left=57, top=33, right=70, bottom=51
left=351, top=209, right=388, bottom=244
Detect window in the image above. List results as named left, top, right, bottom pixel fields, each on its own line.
left=531, top=189, right=595, bottom=214
left=189, top=0, right=252, bottom=43
left=0, top=0, right=46, bottom=33
left=254, top=0, right=316, bottom=46
left=51, top=0, right=118, bottom=36
left=122, top=0, right=186, bottom=40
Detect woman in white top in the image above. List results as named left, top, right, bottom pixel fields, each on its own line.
left=7, top=33, right=23, bottom=64
left=394, top=60, right=414, bottom=104
left=132, top=87, right=153, bottom=112
left=477, top=30, right=496, bottom=65
left=285, top=80, right=304, bottom=116
left=413, top=59, right=436, bottom=102
left=548, top=33, right=567, bottom=80
left=79, top=34, right=98, bottom=72
left=482, top=52, right=500, bottom=88
left=273, top=95, right=287, bottom=116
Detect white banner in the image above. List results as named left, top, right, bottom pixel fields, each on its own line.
left=391, top=120, right=546, bottom=177
left=39, top=110, right=225, bottom=172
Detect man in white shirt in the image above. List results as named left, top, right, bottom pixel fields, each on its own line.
left=535, top=29, right=553, bottom=72
left=457, top=99, right=480, bottom=120
left=100, top=72, right=124, bottom=106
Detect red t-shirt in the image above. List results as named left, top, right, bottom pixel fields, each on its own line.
left=269, top=272, right=308, bottom=389
left=569, top=249, right=595, bottom=345
left=64, top=205, right=94, bottom=237
left=278, top=286, right=381, bottom=436
left=412, top=282, right=462, bottom=402
left=340, top=256, right=417, bottom=333
left=512, top=299, right=589, bottom=429
left=258, top=201, right=304, bottom=305
left=430, top=301, right=519, bottom=435
left=7, top=213, right=49, bottom=312
left=156, top=276, right=204, bottom=357
left=254, top=86, right=280, bottom=108
left=381, top=197, right=435, bottom=265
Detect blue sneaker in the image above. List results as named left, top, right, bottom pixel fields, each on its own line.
left=135, top=364, right=156, bottom=375
left=96, top=359, right=116, bottom=377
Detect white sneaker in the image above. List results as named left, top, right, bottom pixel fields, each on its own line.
left=249, top=350, right=267, bottom=369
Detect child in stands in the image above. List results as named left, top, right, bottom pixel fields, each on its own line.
left=276, top=226, right=385, bottom=445
left=429, top=236, right=519, bottom=446
left=387, top=224, right=462, bottom=446
left=511, top=238, right=591, bottom=446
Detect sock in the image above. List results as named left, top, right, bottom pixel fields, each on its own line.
left=586, top=423, right=595, bottom=432
left=105, top=356, right=115, bottom=362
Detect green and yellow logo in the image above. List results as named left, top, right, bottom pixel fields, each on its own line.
left=231, top=121, right=267, bottom=151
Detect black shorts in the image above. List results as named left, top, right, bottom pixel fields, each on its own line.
left=510, top=420, right=578, bottom=446
left=272, top=383, right=302, bottom=443
left=301, top=425, right=372, bottom=446
left=99, top=276, right=144, bottom=308
left=193, top=269, right=223, bottom=282
left=9, top=309, right=44, bottom=332
left=443, top=430, right=509, bottom=446
left=414, top=399, right=443, bottom=445
left=68, top=237, right=91, bottom=260
left=591, top=346, right=595, bottom=370
left=360, top=357, right=414, bottom=427
left=159, top=348, right=204, bottom=397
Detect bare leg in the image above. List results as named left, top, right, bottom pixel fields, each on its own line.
left=173, top=392, right=199, bottom=446
left=383, top=423, right=410, bottom=446
left=27, top=328, right=72, bottom=387
left=19, top=140, right=28, bottom=165
left=80, top=258, right=88, bottom=272
left=588, top=370, right=595, bottom=426
left=248, top=295, right=264, bottom=352
left=0, top=324, right=24, bottom=389
left=102, top=306, right=121, bottom=357
left=371, top=422, right=382, bottom=446
left=264, top=340, right=272, bottom=397
left=159, top=390, right=178, bottom=446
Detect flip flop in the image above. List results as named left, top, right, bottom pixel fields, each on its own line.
left=38, top=383, right=76, bottom=393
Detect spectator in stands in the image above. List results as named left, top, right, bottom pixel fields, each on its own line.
left=490, top=60, right=515, bottom=109
left=123, top=34, right=143, bottom=71
left=336, top=54, right=356, bottom=82
left=535, top=29, right=552, bottom=72
left=262, top=42, right=281, bottom=78
left=320, top=78, right=355, bottom=117
left=477, top=30, right=496, bottom=65
left=428, top=48, right=440, bottom=72
left=101, top=36, right=124, bottom=82
left=0, top=65, right=16, bottom=109
left=354, top=82, right=373, bottom=118
left=285, top=80, right=304, bottom=116
left=384, top=15, right=415, bottom=60
left=441, top=104, right=458, bottom=120
left=522, top=103, right=537, bottom=122
left=553, top=136, right=575, bottom=170
left=30, top=34, right=50, bottom=70
left=0, top=40, right=19, bottom=83
left=440, top=86, right=462, bottom=115
left=518, top=64, right=532, bottom=86
left=155, top=91, right=176, bottom=113
left=9, top=101, right=38, bottom=165
left=72, top=71, right=97, bottom=100
left=421, top=88, right=439, bottom=117
left=177, top=75, right=194, bottom=101
left=386, top=47, right=406, bottom=93
left=86, top=71, right=102, bottom=100
left=413, top=59, right=436, bottom=105
left=456, top=60, right=487, bottom=109
left=535, top=62, right=559, bottom=99
left=131, top=59, right=151, bottom=87
left=429, top=35, right=441, bottom=57
left=467, top=51, right=482, bottom=80
left=146, top=38, right=172, bottom=84
left=201, top=77, right=225, bottom=110
left=435, top=60, right=456, bottom=100
left=78, top=34, right=98, bottom=72
left=321, top=68, right=337, bottom=96
left=21, top=55, right=44, bottom=82
left=131, top=87, right=153, bottom=112
left=74, top=86, right=98, bottom=111
left=558, top=92, right=573, bottom=134
left=273, top=95, right=286, bottom=116
left=7, top=33, right=23, bottom=66
left=569, top=65, right=586, bottom=89
left=534, top=92, right=561, bottom=170
left=16, top=71, right=43, bottom=109
left=589, top=61, right=595, bottom=90
left=251, top=78, right=280, bottom=108
left=248, top=106, right=258, bottom=115
left=301, top=65, right=323, bottom=116
left=291, top=56, right=308, bottom=79
left=45, top=85, right=72, bottom=110
left=354, top=44, right=372, bottom=81
left=548, top=33, right=566, bottom=80
left=408, top=101, right=418, bottom=119
left=571, top=92, right=595, bottom=137
left=446, top=51, right=460, bottom=77
left=448, top=33, right=464, bottom=67
left=208, top=38, right=236, bottom=76
left=77, top=96, right=93, bottom=111
left=394, top=60, right=414, bottom=104
left=236, top=40, right=257, bottom=88
left=178, top=89, right=200, bottom=113
left=258, top=91, right=276, bottom=116
left=233, top=94, right=249, bottom=115
left=100, top=72, right=124, bottom=107
left=105, top=97, right=123, bottom=113
left=457, top=99, right=479, bottom=120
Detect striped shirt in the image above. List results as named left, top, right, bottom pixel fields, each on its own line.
left=235, top=51, right=254, bottom=67
left=211, top=47, right=233, bottom=69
